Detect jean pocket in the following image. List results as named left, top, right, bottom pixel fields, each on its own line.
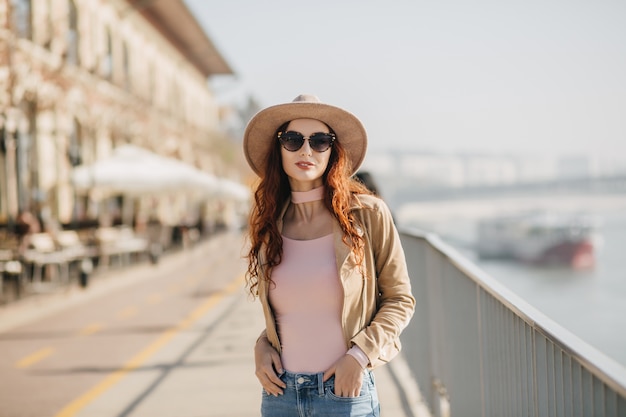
left=325, top=387, right=372, bottom=403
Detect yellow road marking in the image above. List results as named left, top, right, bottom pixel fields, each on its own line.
left=16, top=347, right=54, bottom=369
left=53, top=275, right=244, bottom=417
left=79, top=323, right=103, bottom=336
left=116, top=306, right=138, bottom=320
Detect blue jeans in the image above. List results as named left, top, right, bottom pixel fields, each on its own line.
left=261, top=370, right=380, bottom=417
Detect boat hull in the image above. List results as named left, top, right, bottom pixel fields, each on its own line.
left=518, top=239, right=595, bottom=269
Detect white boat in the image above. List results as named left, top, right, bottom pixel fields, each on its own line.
left=475, top=211, right=599, bottom=269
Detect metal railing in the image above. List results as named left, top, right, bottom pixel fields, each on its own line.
left=399, top=229, right=626, bottom=417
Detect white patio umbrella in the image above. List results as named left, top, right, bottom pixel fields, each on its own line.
left=71, top=145, right=221, bottom=196
left=215, top=178, right=251, bottom=202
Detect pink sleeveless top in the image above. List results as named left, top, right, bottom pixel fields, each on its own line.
left=270, top=233, right=346, bottom=372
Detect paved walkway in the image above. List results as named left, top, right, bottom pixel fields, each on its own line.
left=0, top=232, right=431, bottom=417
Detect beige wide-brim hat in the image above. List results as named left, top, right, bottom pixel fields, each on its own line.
left=243, top=94, right=367, bottom=178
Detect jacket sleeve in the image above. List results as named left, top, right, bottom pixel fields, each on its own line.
left=350, top=197, right=416, bottom=368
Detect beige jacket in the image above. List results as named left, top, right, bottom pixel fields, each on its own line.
left=258, top=194, right=415, bottom=369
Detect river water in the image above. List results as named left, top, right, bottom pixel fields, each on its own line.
left=395, top=192, right=626, bottom=369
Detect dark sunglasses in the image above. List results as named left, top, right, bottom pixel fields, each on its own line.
left=278, top=131, right=336, bottom=152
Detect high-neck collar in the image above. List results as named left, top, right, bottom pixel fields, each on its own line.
left=291, top=186, right=325, bottom=204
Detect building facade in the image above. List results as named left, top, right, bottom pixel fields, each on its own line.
left=0, top=0, right=234, bottom=231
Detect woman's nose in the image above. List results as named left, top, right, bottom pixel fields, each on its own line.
left=299, top=139, right=312, bottom=155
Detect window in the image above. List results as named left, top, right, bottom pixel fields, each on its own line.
left=147, top=63, right=155, bottom=103
left=69, top=119, right=89, bottom=222
left=66, top=0, right=80, bottom=65
left=122, top=41, right=131, bottom=91
left=170, top=81, right=180, bottom=116
left=44, top=0, right=53, bottom=49
left=16, top=101, right=37, bottom=210
left=102, top=28, right=113, bottom=80
left=11, top=0, right=32, bottom=39
left=68, top=118, right=82, bottom=166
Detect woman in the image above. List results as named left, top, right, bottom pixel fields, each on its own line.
left=244, top=94, right=415, bottom=416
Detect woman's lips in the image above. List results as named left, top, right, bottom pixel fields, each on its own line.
left=296, top=161, right=314, bottom=169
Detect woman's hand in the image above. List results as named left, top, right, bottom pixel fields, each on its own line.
left=254, top=336, right=286, bottom=396
left=323, top=355, right=364, bottom=397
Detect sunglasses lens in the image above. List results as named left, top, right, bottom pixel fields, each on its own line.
left=280, top=132, right=305, bottom=151
left=309, top=133, right=334, bottom=152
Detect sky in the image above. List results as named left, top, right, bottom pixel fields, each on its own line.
left=184, top=0, right=626, bottom=159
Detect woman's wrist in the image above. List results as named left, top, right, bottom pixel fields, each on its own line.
left=347, top=345, right=369, bottom=369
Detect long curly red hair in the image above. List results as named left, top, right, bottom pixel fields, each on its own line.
left=245, top=124, right=372, bottom=297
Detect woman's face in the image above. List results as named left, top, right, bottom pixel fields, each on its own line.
left=280, top=118, right=332, bottom=191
